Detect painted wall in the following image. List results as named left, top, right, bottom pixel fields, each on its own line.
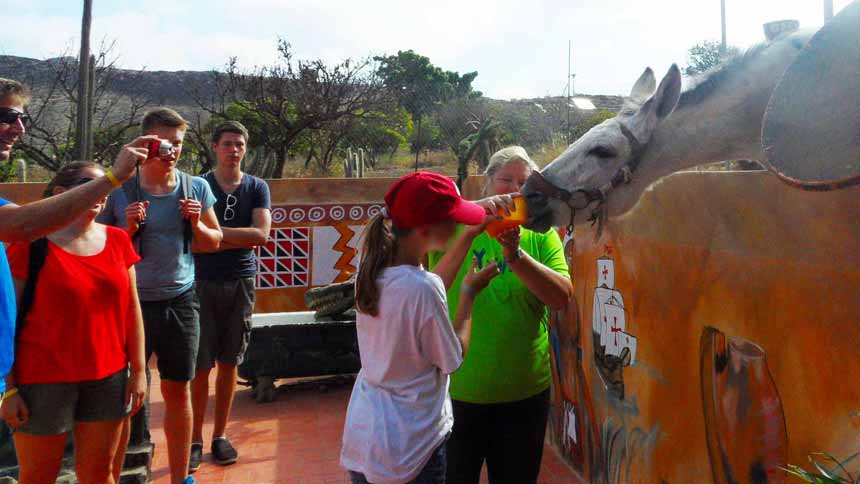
left=4, top=170, right=856, bottom=482
left=546, top=170, right=860, bottom=483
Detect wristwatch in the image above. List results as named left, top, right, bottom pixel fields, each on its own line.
left=505, top=247, right=525, bottom=264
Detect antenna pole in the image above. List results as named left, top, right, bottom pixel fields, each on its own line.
left=720, top=0, right=727, bottom=54
left=567, top=40, right=571, bottom=144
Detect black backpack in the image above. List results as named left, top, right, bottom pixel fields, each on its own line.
left=15, top=238, right=49, bottom=336
left=121, top=170, right=195, bottom=257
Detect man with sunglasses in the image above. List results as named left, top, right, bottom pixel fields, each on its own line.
left=0, top=78, right=153, bottom=405
left=190, top=121, right=270, bottom=472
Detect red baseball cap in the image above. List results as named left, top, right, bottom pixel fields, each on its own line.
left=384, top=172, right=486, bottom=228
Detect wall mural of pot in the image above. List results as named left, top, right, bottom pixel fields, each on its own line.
left=701, top=327, right=788, bottom=484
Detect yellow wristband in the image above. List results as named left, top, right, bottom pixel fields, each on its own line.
left=105, top=170, right=122, bottom=188
left=3, top=387, right=17, bottom=399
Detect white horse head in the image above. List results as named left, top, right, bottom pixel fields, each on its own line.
left=522, top=65, right=682, bottom=233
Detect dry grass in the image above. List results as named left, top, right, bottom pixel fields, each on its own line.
left=15, top=141, right=578, bottom=183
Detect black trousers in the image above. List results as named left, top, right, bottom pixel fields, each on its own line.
left=446, top=389, right=550, bottom=484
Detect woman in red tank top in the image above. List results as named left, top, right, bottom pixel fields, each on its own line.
left=1, top=162, right=146, bottom=484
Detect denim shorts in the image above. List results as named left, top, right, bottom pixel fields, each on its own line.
left=16, top=368, right=128, bottom=435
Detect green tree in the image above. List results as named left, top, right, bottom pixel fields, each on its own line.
left=191, top=40, right=393, bottom=178
left=341, top=106, right=412, bottom=165
left=408, top=115, right=443, bottom=153
left=684, top=40, right=741, bottom=76
left=455, top=118, right=504, bottom=189
left=373, top=50, right=479, bottom=169
left=434, top=97, right=492, bottom=154
left=0, top=160, right=17, bottom=182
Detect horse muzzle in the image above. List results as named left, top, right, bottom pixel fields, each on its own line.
left=521, top=176, right=554, bottom=232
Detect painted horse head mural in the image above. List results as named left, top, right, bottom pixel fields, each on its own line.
left=523, top=0, right=860, bottom=233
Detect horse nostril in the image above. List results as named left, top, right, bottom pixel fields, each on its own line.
left=524, top=191, right=548, bottom=210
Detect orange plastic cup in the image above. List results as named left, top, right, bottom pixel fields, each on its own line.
left=485, top=196, right=529, bottom=237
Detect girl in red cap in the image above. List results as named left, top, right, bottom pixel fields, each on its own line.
left=341, top=172, right=502, bottom=484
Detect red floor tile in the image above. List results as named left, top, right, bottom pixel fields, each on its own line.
left=146, top=372, right=581, bottom=483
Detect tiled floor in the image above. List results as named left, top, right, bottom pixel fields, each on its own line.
left=147, top=373, right=580, bottom=483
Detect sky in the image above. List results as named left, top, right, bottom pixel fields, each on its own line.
left=1, top=0, right=853, bottom=100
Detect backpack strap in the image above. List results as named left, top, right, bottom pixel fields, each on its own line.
left=15, top=238, right=49, bottom=337
left=121, top=177, right=144, bottom=257
left=178, top=171, right=195, bottom=254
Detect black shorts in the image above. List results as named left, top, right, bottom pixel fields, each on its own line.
left=196, top=277, right=255, bottom=369
left=141, top=288, right=200, bottom=382
left=17, top=368, right=128, bottom=435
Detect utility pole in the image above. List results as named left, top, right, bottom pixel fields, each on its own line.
left=87, top=53, right=95, bottom=159
left=75, top=0, right=93, bottom=161
left=720, top=0, right=727, bottom=54
left=824, top=0, right=834, bottom=21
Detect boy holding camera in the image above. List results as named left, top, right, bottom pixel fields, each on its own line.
left=98, top=107, right=222, bottom=484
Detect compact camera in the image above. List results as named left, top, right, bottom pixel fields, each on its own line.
left=147, top=140, right=176, bottom=159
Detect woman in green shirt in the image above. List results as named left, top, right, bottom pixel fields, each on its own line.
left=430, top=146, right=572, bottom=484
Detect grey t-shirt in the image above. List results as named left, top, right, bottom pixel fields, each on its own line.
left=97, top=171, right=217, bottom=302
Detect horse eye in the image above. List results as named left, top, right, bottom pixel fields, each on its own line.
left=588, top=146, right=617, bottom=159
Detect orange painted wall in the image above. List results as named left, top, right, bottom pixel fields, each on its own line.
left=4, top=171, right=855, bottom=482
left=547, top=170, right=860, bottom=482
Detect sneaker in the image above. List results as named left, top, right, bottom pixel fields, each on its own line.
left=211, top=437, right=238, bottom=466
left=183, top=476, right=196, bottom=484
left=189, top=442, right=203, bottom=473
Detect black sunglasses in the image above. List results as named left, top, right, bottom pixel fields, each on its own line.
left=0, top=108, right=30, bottom=128
left=70, top=177, right=96, bottom=187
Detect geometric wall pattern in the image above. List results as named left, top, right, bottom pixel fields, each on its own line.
left=255, top=227, right=310, bottom=289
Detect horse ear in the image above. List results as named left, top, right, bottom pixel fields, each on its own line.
left=641, top=64, right=682, bottom=121
left=629, top=67, right=656, bottom=104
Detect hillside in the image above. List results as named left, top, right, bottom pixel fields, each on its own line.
left=1, top=54, right=623, bottom=118
left=0, top=55, right=213, bottom=111
left=1, top=55, right=625, bottom=179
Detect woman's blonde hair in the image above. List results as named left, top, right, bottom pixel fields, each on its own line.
left=482, top=146, right=539, bottom=196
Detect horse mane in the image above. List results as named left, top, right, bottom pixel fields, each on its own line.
left=677, top=43, right=771, bottom=108
left=677, top=30, right=810, bottom=109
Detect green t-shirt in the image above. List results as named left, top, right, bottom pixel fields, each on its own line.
left=428, top=227, right=569, bottom=404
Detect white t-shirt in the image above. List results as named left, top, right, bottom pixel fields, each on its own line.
left=341, top=265, right=464, bottom=484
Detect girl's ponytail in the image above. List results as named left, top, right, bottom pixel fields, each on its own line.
left=355, top=213, right=406, bottom=316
